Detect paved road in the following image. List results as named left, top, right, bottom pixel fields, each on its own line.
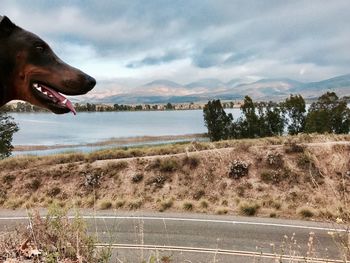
left=0, top=210, right=346, bottom=262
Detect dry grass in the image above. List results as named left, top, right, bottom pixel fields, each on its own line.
left=215, top=207, right=229, bottom=215
left=182, top=201, right=194, bottom=211
left=128, top=199, right=143, bottom=210
left=98, top=200, right=113, bottom=210
left=239, top=202, right=260, bottom=216
left=0, top=205, right=110, bottom=262
left=297, top=206, right=315, bottom=218
left=199, top=199, right=209, bottom=209
left=1, top=134, right=349, bottom=262
left=0, top=134, right=348, bottom=221
left=5, top=133, right=348, bottom=170
left=159, top=198, right=174, bottom=212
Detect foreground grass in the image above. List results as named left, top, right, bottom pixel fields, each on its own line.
left=0, top=205, right=112, bottom=262
left=1, top=206, right=349, bottom=262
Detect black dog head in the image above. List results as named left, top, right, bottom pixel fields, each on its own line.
left=0, top=16, right=96, bottom=114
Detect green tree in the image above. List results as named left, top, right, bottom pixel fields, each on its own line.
left=239, top=96, right=260, bottom=138
left=165, top=103, right=173, bottom=110
left=135, top=105, right=143, bottom=111
left=305, top=92, right=350, bottom=134
left=203, top=100, right=233, bottom=141
left=331, top=100, right=350, bottom=134
left=0, top=111, right=19, bottom=159
left=282, top=94, right=306, bottom=135
left=86, top=103, right=96, bottom=112
left=256, top=101, right=285, bottom=137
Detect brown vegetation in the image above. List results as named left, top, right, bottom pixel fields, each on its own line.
left=0, top=205, right=111, bottom=262
left=0, top=134, right=349, bottom=221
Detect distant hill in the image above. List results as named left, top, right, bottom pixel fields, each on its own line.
left=289, top=74, right=350, bottom=99
left=88, top=74, right=350, bottom=104
left=143, top=79, right=183, bottom=88
left=186, top=78, right=226, bottom=89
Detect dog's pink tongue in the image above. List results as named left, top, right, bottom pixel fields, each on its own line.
left=42, top=86, right=76, bottom=115
left=64, top=99, right=77, bottom=115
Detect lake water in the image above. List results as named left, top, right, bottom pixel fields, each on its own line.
left=11, top=109, right=242, bottom=155
left=10, top=103, right=349, bottom=155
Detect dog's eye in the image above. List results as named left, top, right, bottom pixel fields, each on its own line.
left=36, top=46, right=45, bottom=52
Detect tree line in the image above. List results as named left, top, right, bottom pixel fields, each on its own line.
left=2, top=102, right=177, bottom=113
left=203, top=92, right=350, bottom=141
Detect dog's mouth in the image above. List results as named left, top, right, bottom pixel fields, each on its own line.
left=31, top=82, right=77, bottom=115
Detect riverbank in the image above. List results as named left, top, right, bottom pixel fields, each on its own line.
left=10, top=110, right=214, bottom=149
left=1, top=133, right=349, bottom=222
left=13, top=133, right=208, bottom=155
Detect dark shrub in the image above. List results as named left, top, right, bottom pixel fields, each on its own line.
left=298, top=207, right=314, bottom=218
left=260, top=170, right=280, bottom=184
left=146, top=174, right=168, bottom=189
left=183, top=202, right=193, bottom=211
left=182, top=156, right=200, bottom=169
left=159, top=199, right=173, bottom=212
left=47, top=187, right=61, bottom=197
left=228, top=160, right=249, bottom=179
left=27, top=178, right=41, bottom=191
left=266, top=153, right=283, bottom=167
left=148, top=158, right=179, bottom=172
left=297, top=153, right=312, bottom=168
left=285, top=143, right=305, bottom=154
left=2, top=174, right=15, bottom=185
left=193, top=189, right=205, bottom=200
left=0, top=189, right=7, bottom=204
left=239, top=202, right=260, bottom=216
left=128, top=199, right=143, bottom=210
left=84, top=172, right=102, bottom=188
left=132, top=173, right=144, bottom=183
left=159, top=159, right=179, bottom=172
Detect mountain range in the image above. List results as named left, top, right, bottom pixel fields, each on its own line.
left=80, top=74, right=350, bottom=104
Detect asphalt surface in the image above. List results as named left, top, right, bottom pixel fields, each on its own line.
left=0, top=210, right=347, bottom=263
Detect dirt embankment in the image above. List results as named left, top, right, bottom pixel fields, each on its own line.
left=0, top=134, right=349, bottom=221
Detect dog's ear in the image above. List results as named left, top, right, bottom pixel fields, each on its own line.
left=0, top=16, right=16, bottom=37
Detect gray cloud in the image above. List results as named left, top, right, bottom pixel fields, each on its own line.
left=2, top=0, right=350, bottom=83
left=126, top=49, right=186, bottom=68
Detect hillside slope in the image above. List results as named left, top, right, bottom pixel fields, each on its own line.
left=0, top=134, right=349, bottom=221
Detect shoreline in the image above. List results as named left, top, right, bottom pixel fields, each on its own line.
left=13, top=133, right=207, bottom=152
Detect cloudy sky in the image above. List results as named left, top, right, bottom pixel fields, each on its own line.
left=2, top=0, right=350, bottom=93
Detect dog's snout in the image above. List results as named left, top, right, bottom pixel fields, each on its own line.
left=60, top=73, right=96, bottom=95
left=85, top=75, right=96, bottom=91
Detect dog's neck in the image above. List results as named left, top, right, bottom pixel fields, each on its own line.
left=0, top=79, right=9, bottom=107
left=0, top=52, right=15, bottom=107
left=0, top=17, right=8, bottom=106
left=0, top=67, right=14, bottom=107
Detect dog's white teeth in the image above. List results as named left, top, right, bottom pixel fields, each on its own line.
left=33, top=83, right=42, bottom=92
left=62, top=99, right=67, bottom=104
left=43, top=92, right=48, bottom=95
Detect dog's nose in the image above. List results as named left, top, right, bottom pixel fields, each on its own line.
left=85, top=75, right=96, bottom=91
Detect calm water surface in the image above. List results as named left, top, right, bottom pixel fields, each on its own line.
left=11, top=109, right=241, bottom=146
left=10, top=104, right=349, bottom=155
